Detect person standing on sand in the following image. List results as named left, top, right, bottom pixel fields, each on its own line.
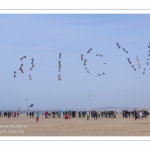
left=134, top=110, right=137, bottom=120
left=17, top=111, right=19, bottom=117
left=29, top=112, right=32, bottom=118
left=1, top=112, right=3, bottom=117
left=87, top=111, right=90, bottom=120
left=36, top=111, right=40, bottom=123
left=32, top=111, right=34, bottom=118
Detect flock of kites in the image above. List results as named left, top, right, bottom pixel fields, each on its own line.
left=14, top=56, right=35, bottom=80
left=58, top=52, right=62, bottom=81
left=116, top=42, right=150, bottom=75
left=81, top=48, right=106, bottom=76
left=14, top=43, right=150, bottom=103
left=14, top=56, right=35, bottom=108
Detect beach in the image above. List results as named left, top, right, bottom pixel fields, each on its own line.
left=0, top=114, right=150, bottom=136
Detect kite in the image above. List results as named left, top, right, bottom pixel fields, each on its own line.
left=14, top=71, right=17, bottom=78
left=81, top=54, right=84, bottom=60
left=30, top=64, right=35, bottom=71
left=58, top=54, right=62, bottom=80
left=59, top=53, right=61, bottom=59
left=58, top=66, right=61, bottom=72
left=20, top=56, right=27, bottom=61
left=28, top=104, right=34, bottom=108
left=116, top=43, right=121, bottom=49
left=104, top=62, right=106, bottom=64
left=127, top=58, right=131, bottom=64
left=26, top=98, right=28, bottom=100
left=87, top=70, right=90, bottom=73
left=84, top=59, right=87, bottom=65
left=87, top=48, right=92, bottom=53
left=122, top=48, right=128, bottom=54
left=85, top=67, right=87, bottom=70
left=58, top=60, right=62, bottom=66
left=89, top=94, right=92, bottom=97
left=19, top=67, right=23, bottom=73
left=142, top=68, right=146, bottom=75
left=96, top=54, right=103, bottom=57
left=58, top=74, right=61, bottom=81
left=131, top=65, right=136, bottom=71
left=19, top=65, right=24, bottom=73
left=136, top=56, right=141, bottom=68
left=29, top=74, right=32, bottom=80
left=148, top=43, right=150, bottom=48
left=98, top=72, right=105, bottom=76
left=146, top=59, right=150, bottom=65
left=31, top=58, right=34, bottom=64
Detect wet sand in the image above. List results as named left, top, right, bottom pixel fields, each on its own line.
left=0, top=115, right=150, bottom=136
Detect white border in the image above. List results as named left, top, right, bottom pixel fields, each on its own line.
left=0, top=0, right=150, bottom=142
left=0, top=136, right=150, bottom=141
left=0, top=0, right=150, bottom=10
left=0, top=10, right=150, bottom=14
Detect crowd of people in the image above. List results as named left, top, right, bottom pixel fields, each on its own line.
left=1, top=109, right=149, bottom=123
left=0, top=111, right=19, bottom=118
left=122, top=109, right=149, bottom=120
left=40, top=110, right=118, bottom=120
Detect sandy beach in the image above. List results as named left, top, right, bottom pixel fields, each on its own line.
left=0, top=114, right=150, bottom=136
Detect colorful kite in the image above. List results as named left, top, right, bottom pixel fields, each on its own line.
left=58, top=74, right=61, bottom=81
left=19, top=64, right=24, bottom=73
left=136, top=56, right=141, bottom=68
left=58, top=66, right=61, bottom=72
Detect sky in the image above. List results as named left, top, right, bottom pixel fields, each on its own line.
left=0, top=14, right=150, bottom=110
